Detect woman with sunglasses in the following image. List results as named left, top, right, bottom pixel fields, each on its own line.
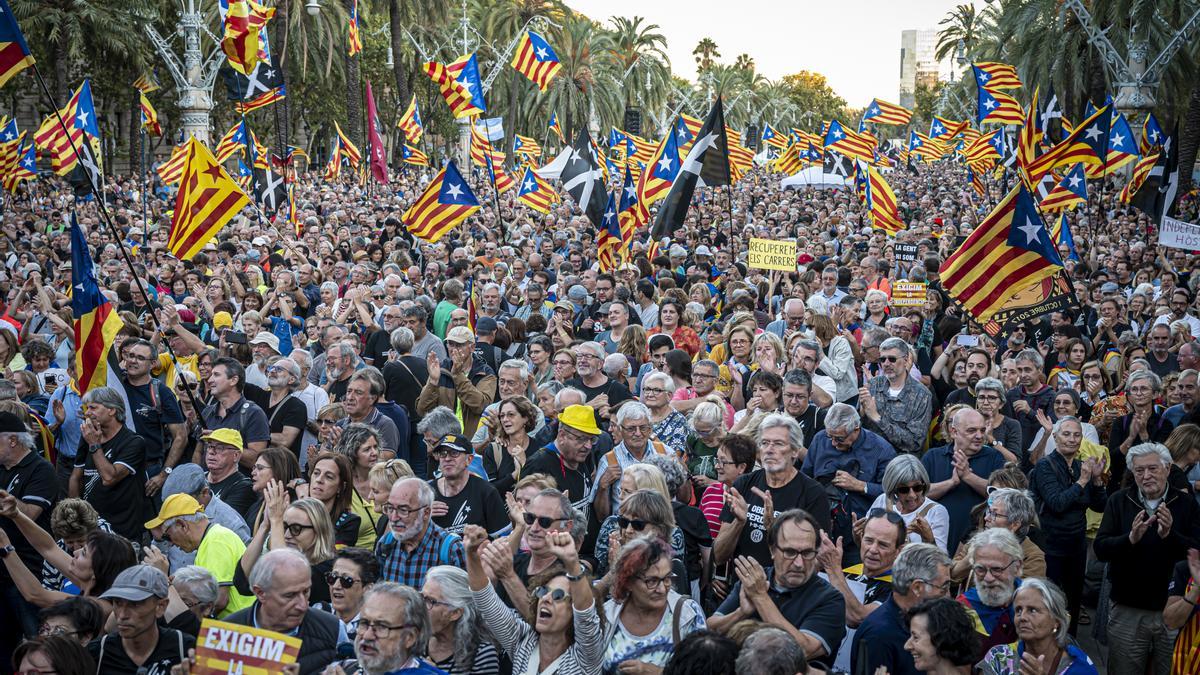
left=593, top=471, right=686, bottom=583
left=236, top=486, right=337, bottom=605
left=601, top=535, right=706, bottom=674
left=308, top=403, right=346, bottom=469
left=424, top=565, right=501, bottom=675
left=312, top=547, right=379, bottom=644
left=867, top=454, right=950, bottom=552
left=464, top=523, right=603, bottom=675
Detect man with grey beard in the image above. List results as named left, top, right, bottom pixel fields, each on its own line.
left=375, top=477, right=465, bottom=588
left=958, top=527, right=1023, bottom=659
left=323, top=583, right=439, bottom=675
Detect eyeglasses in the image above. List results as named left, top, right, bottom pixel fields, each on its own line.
left=893, top=484, right=926, bottom=496
left=692, top=372, right=717, bottom=381
left=775, top=547, right=819, bottom=561
left=423, top=595, right=452, bottom=609
left=641, top=387, right=669, bottom=395
left=918, top=577, right=953, bottom=593
left=985, top=508, right=1009, bottom=521
left=617, top=516, right=650, bottom=531
left=553, top=359, right=575, bottom=367
left=357, top=619, right=415, bottom=638
left=283, top=522, right=315, bottom=537
left=972, top=559, right=1018, bottom=579
left=620, top=424, right=651, bottom=435
left=879, top=355, right=901, bottom=363
left=325, top=572, right=360, bottom=588
left=636, top=574, right=676, bottom=591
left=532, top=586, right=571, bottom=602
left=523, top=512, right=567, bottom=528
left=38, top=624, right=78, bottom=637
left=430, top=449, right=467, bottom=461
left=383, top=503, right=429, bottom=518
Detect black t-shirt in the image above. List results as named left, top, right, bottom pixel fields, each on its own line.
left=0, top=451, right=57, bottom=583
left=673, top=501, right=713, bottom=583
left=74, top=427, right=146, bottom=540
left=720, top=468, right=832, bottom=567
left=328, top=376, right=351, bottom=403
left=791, top=405, right=827, bottom=449
left=522, top=447, right=591, bottom=512
left=123, top=377, right=185, bottom=465
left=382, top=356, right=429, bottom=423
left=430, top=474, right=509, bottom=536
left=265, top=394, right=309, bottom=461
left=565, top=377, right=633, bottom=428
left=87, top=627, right=195, bottom=675
left=209, top=470, right=256, bottom=522
left=363, top=329, right=392, bottom=367
left=333, top=510, right=362, bottom=548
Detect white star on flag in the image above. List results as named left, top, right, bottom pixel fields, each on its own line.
left=832, top=129, right=843, bottom=139
left=1018, top=217, right=1042, bottom=245
left=984, top=98, right=997, bottom=111
left=657, top=156, right=673, bottom=173
left=1084, top=125, right=1103, bottom=142
left=76, top=111, right=90, bottom=127
left=1111, top=132, right=1125, bottom=148
left=1067, top=174, right=1082, bottom=189
left=624, top=184, right=637, bottom=199
left=535, top=47, right=548, bottom=60
left=979, top=72, right=990, bottom=83
left=446, top=182, right=463, bottom=199
left=523, top=179, right=535, bottom=192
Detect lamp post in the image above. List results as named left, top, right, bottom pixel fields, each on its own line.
left=142, top=0, right=226, bottom=145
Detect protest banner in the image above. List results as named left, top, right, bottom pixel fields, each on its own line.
left=894, top=243, right=919, bottom=263
left=892, top=281, right=927, bottom=307
left=747, top=238, right=797, bottom=272
left=1159, top=216, right=1200, bottom=250
left=192, top=619, right=302, bottom=675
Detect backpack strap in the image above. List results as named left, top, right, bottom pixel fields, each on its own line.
left=671, top=595, right=688, bottom=645
left=438, top=532, right=461, bottom=564
left=95, top=634, right=108, bottom=672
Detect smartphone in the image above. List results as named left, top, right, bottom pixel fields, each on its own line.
left=957, top=334, right=979, bottom=348
left=226, top=331, right=248, bottom=344
left=42, top=373, right=55, bottom=388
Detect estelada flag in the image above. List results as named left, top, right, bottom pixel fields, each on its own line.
left=167, top=137, right=250, bottom=260
left=510, top=30, right=561, bottom=92
left=0, top=0, right=35, bottom=88
left=403, top=161, right=480, bottom=243
left=70, top=213, right=124, bottom=393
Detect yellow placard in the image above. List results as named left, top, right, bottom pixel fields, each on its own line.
left=892, top=281, right=928, bottom=307
left=747, top=238, right=797, bottom=272
left=193, top=619, right=303, bottom=675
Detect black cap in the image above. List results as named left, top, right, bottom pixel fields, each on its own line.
left=0, top=411, right=25, bottom=433
left=435, top=434, right=472, bottom=455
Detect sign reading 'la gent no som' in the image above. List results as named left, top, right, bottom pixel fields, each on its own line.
left=192, top=619, right=302, bottom=675
left=747, top=238, right=798, bottom=272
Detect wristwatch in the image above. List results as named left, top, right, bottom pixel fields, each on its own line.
left=0, top=545, right=15, bottom=559
left=163, top=466, right=173, bottom=476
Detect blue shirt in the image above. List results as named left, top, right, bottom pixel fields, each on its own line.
left=48, top=386, right=83, bottom=459
left=802, top=428, right=895, bottom=518
left=269, top=316, right=299, bottom=356
left=922, top=443, right=1007, bottom=550
left=851, top=596, right=919, bottom=675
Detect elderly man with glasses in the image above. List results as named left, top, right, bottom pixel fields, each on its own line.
left=589, top=402, right=673, bottom=521
left=958, top=527, right=1025, bottom=659
left=709, top=509, right=846, bottom=670
left=376, top=477, right=466, bottom=589
left=802, top=403, right=895, bottom=532
left=858, top=337, right=932, bottom=457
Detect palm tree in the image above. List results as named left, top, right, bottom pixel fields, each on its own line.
left=935, top=4, right=977, bottom=63
left=734, top=53, right=754, bottom=73
left=536, top=15, right=618, bottom=139
left=479, top=0, right=566, bottom=147
left=606, top=16, right=670, bottom=111
left=693, top=37, right=719, bottom=73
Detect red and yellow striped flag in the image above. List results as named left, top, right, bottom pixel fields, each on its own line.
left=139, top=93, right=162, bottom=136
left=222, top=0, right=275, bottom=75
left=510, top=30, right=561, bottom=92
left=335, top=122, right=361, bottom=166
left=403, top=161, right=480, bottom=243
left=396, top=95, right=423, bottom=144
left=167, top=137, right=251, bottom=260
left=347, top=0, right=362, bottom=56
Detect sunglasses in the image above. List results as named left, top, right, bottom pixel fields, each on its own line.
left=878, top=355, right=902, bottom=363
left=867, top=508, right=906, bottom=525
left=325, top=572, right=359, bottom=588
left=283, top=522, right=315, bottom=537
left=892, top=484, right=926, bottom=496
left=523, top=512, right=566, bottom=528
left=532, top=586, right=570, bottom=602
left=617, top=517, right=650, bottom=531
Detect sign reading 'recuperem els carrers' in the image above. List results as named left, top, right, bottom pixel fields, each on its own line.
left=192, top=619, right=302, bottom=675
left=1159, top=216, right=1200, bottom=251
left=747, top=238, right=797, bottom=272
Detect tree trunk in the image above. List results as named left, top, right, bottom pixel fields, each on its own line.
left=274, top=0, right=291, bottom=156
left=1178, top=78, right=1200, bottom=196
left=53, top=39, right=69, bottom=104
left=507, top=78, right=519, bottom=168
left=129, top=97, right=140, bottom=177
left=389, top=0, right=409, bottom=108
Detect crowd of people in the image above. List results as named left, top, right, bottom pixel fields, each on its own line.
left=1, top=156, right=1200, bottom=675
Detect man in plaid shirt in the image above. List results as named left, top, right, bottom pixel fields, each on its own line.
left=375, top=476, right=464, bottom=588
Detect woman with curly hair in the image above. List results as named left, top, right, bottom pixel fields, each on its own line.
left=904, top=597, right=980, bottom=674
left=484, top=396, right=544, bottom=495
left=650, top=299, right=702, bottom=358
left=332, top=424, right=383, bottom=549
left=601, top=535, right=706, bottom=674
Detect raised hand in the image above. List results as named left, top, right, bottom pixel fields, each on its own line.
left=726, top=485, right=748, bottom=522
left=480, top=538, right=516, bottom=580
left=462, top=524, right=489, bottom=554
left=544, top=530, right=579, bottom=567
left=1129, top=509, right=1155, bottom=545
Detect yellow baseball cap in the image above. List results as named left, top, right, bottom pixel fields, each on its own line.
left=212, top=311, right=233, bottom=330
left=559, top=404, right=600, bottom=436
left=145, top=493, right=204, bottom=530
left=201, top=428, right=244, bottom=451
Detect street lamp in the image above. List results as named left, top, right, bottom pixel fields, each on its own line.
left=306, top=0, right=321, bottom=17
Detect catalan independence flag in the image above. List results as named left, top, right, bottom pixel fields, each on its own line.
left=2, top=135, right=34, bottom=192
left=156, top=142, right=190, bottom=185
left=547, top=113, right=563, bottom=143
left=0, top=117, right=19, bottom=175
left=510, top=30, right=561, bottom=92
left=973, top=62, right=1022, bottom=90
left=34, top=80, right=99, bottom=175
left=857, top=161, right=906, bottom=235
left=425, top=53, right=485, bottom=119
left=335, top=121, right=362, bottom=166
left=167, top=137, right=251, bottom=260
left=404, top=161, right=480, bottom=242
left=347, top=0, right=362, bottom=56
left=512, top=133, right=542, bottom=158
left=1120, top=152, right=1158, bottom=204
left=978, top=89, right=1024, bottom=125
left=823, top=119, right=874, bottom=160
left=862, top=98, right=912, bottom=126
left=636, top=121, right=681, bottom=207
left=215, top=120, right=248, bottom=163
left=222, top=0, right=275, bottom=75
left=397, top=94, right=423, bottom=144
left=1084, top=111, right=1137, bottom=179
left=0, top=0, right=35, bottom=88
left=140, top=93, right=162, bottom=136
left=598, top=190, right=622, bottom=272
left=760, top=122, right=787, bottom=150
left=1025, top=105, right=1111, bottom=182
left=400, top=144, right=429, bottom=166
left=1040, top=164, right=1088, bottom=213
left=70, top=213, right=124, bottom=393
left=940, top=182, right=1063, bottom=322
left=516, top=166, right=556, bottom=214
left=617, top=165, right=640, bottom=251
left=1141, top=112, right=1164, bottom=155
left=132, top=73, right=159, bottom=94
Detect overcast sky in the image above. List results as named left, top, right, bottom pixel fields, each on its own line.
left=566, top=0, right=966, bottom=108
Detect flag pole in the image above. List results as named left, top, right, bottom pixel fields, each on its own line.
left=483, top=117, right=506, bottom=241
left=140, top=127, right=148, bottom=242
left=725, top=185, right=735, bottom=255
left=27, top=64, right=205, bottom=415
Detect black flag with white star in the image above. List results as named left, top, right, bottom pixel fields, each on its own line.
left=220, top=62, right=285, bottom=102
left=651, top=97, right=731, bottom=239
left=823, top=150, right=852, bottom=178
left=1131, top=123, right=1180, bottom=223
left=68, top=140, right=103, bottom=200
left=560, top=126, right=608, bottom=229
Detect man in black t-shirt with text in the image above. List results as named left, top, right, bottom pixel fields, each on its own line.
left=71, top=387, right=147, bottom=541
left=428, top=434, right=508, bottom=536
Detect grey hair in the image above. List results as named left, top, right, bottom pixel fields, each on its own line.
left=881, top=454, right=930, bottom=495
left=795, top=338, right=822, bottom=355
left=416, top=406, right=462, bottom=439
left=394, top=476, right=435, bottom=508
left=273, top=358, right=302, bottom=391
left=642, top=371, right=674, bottom=392
left=290, top=349, right=312, bottom=370
left=1051, top=415, right=1082, bottom=438
left=735, top=627, right=807, bottom=675
left=249, top=547, right=310, bottom=592
left=1019, top=578, right=1072, bottom=647
left=390, top=326, right=415, bottom=354
left=756, top=413, right=804, bottom=450
left=1126, top=369, right=1163, bottom=393
left=81, top=387, right=127, bottom=423
left=643, top=455, right=687, bottom=495
left=1015, top=348, right=1044, bottom=370
left=554, top=387, right=586, bottom=408
left=1178, top=368, right=1199, bottom=383
left=320, top=281, right=339, bottom=295
left=500, top=358, right=531, bottom=381
left=534, top=488, right=575, bottom=523
left=361, top=582, right=431, bottom=657
left=0, top=430, right=35, bottom=452
left=603, top=353, right=630, bottom=379
left=693, top=359, right=719, bottom=375
left=968, top=527, right=1023, bottom=566
left=989, top=488, right=1038, bottom=537
left=349, top=366, right=386, bottom=398
left=333, top=422, right=381, bottom=463
left=576, top=341, right=606, bottom=359
left=326, top=341, right=360, bottom=365
left=892, top=542, right=952, bottom=595
left=163, top=511, right=209, bottom=531
left=824, top=402, right=861, bottom=432
left=879, top=337, right=914, bottom=359
left=974, top=377, right=1006, bottom=399
left=537, top=381, right=564, bottom=401
left=1127, top=442, right=1172, bottom=467
left=865, top=289, right=888, bottom=304
left=424, top=566, right=492, bottom=669
left=569, top=507, right=587, bottom=543
left=172, top=565, right=219, bottom=606
left=615, top=401, right=651, bottom=425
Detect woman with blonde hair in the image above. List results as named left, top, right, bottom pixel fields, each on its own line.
left=617, top=324, right=649, bottom=378
left=1165, top=423, right=1200, bottom=493
left=806, top=313, right=858, bottom=403
left=366, top=458, right=413, bottom=534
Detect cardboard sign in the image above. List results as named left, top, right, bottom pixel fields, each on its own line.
left=894, top=243, right=919, bottom=263
left=1159, top=216, right=1200, bottom=250
left=892, top=281, right=928, bottom=307
left=747, top=238, right=797, bottom=272
left=193, top=619, right=302, bottom=675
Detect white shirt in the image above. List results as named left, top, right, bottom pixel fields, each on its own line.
left=1028, top=422, right=1100, bottom=456
left=295, top=382, right=330, bottom=468
left=1154, top=312, right=1200, bottom=339
left=869, top=494, right=951, bottom=554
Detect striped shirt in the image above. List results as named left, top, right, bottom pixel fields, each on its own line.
left=474, top=582, right=603, bottom=675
